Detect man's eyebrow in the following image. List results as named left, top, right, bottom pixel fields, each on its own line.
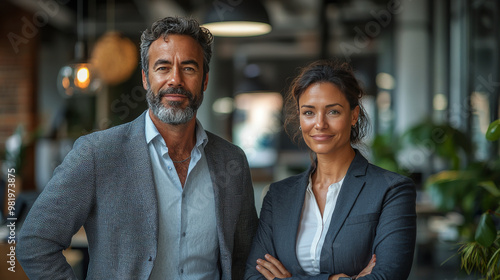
left=181, top=60, right=200, bottom=68
left=152, top=59, right=200, bottom=69
left=153, top=59, right=171, bottom=69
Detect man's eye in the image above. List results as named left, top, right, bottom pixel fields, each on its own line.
left=184, top=67, right=195, bottom=72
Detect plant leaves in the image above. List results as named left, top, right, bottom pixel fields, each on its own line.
left=487, top=246, right=500, bottom=279
left=478, top=181, right=500, bottom=197
left=486, top=119, right=500, bottom=141
left=425, top=170, right=475, bottom=213
left=475, top=213, right=497, bottom=247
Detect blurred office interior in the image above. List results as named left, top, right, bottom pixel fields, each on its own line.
left=0, top=0, right=499, bottom=279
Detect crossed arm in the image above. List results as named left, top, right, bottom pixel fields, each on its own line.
left=255, top=254, right=376, bottom=280
left=244, top=175, right=416, bottom=280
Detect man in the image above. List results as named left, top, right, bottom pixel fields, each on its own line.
left=17, top=16, right=258, bottom=280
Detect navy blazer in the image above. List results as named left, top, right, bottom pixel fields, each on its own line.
left=245, top=151, right=416, bottom=280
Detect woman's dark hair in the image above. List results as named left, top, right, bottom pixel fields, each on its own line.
left=140, top=16, right=213, bottom=80
left=284, top=59, right=369, bottom=145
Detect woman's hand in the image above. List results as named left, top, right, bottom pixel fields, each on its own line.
left=328, top=254, right=376, bottom=280
left=355, top=254, right=376, bottom=279
left=328, top=274, right=350, bottom=280
left=256, top=254, right=292, bottom=279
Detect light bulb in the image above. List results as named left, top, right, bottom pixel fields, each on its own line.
left=57, top=63, right=101, bottom=97
left=77, top=67, right=89, bottom=83
left=76, top=66, right=90, bottom=88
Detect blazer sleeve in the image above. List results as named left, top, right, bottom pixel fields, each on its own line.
left=362, top=175, right=417, bottom=280
left=244, top=181, right=277, bottom=280
left=232, top=152, right=259, bottom=280
left=244, top=184, right=331, bottom=280
left=17, top=135, right=96, bottom=280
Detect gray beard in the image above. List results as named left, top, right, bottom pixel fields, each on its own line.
left=146, top=87, right=202, bottom=125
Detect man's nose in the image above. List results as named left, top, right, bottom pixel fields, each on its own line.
left=167, top=66, right=184, bottom=87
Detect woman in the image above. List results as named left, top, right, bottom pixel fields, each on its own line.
left=244, top=60, right=416, bottom=280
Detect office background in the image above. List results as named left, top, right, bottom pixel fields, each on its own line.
left=0, top=0, right=499, bottom=279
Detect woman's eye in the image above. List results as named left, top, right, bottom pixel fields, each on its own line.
left=328, top=110, right=339, bottom=115
left=303, top=111, right=313, bottom=116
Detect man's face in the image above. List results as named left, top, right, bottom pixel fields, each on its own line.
left=142, top=34, right=208, bottom=125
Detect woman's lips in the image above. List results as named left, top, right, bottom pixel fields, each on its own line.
left=310, top=134, right=333, bottom=141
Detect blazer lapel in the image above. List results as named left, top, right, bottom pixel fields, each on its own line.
left=203, top=134, right=230, bottom=259
left=277, top=168, right=311, bottom=274
left=319, top=151, right=368, bottom=271
left=123, top=112, right=158, bottom=239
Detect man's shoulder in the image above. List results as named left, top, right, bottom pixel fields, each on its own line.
left=205, top=131, right=243, bottom=153
left=78, top=113, right=145, bottom=146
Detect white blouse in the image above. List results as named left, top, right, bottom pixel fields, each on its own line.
left=296, top=175, right=345, bottom=275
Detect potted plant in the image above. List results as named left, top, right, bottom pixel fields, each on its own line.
left=425, top=119, right=500, bottom=279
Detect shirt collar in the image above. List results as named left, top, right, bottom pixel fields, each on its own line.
left=145, top=110, right=208, bottom=148
left=145, top=111, right=160, bottom=144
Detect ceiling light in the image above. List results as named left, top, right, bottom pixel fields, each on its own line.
left=57, top=43, right=101, bottom=97
left=57, top=0, right=101, bottom=97
left=202, top=0, right=272, bottom=37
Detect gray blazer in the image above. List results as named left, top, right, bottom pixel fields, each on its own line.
left=18, top=111, right=258, bottom=280
left=244, top=151, right=416, bottom=280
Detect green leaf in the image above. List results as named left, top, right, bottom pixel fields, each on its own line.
left=462, top=192, right=476, bottom=218
left=475, top=213, right=497, bottom=247
left=479, top=181, right=500, bottom=197
left=487, top=246, right=500, bottom=278
left=486, top=119, right=500, bottom=141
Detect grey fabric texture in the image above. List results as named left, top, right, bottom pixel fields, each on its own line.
left=17, top=111, right=258, bottom=280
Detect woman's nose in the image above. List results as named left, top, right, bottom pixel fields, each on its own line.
left=315, top=114, right=327, bottom=129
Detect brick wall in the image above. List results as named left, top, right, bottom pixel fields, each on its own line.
left=0, top=2, right=38, bottom=190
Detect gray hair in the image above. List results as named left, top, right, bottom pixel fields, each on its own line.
left=140, top=16, right=214, bottom=80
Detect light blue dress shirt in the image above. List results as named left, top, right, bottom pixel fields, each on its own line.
left=146, top=112, right=220, bottom=280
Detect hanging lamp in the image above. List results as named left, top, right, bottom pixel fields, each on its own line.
left=90, top=0, right=138, bottom=85
left=57, top=0, right=100, bottom=97
left=202, top=0, right=272, bottom=37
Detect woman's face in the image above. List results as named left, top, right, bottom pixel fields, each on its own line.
left=298, top=82, right=359, bottom=156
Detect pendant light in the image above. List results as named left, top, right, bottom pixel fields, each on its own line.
left=57, top=0, right=101, bottom=97
left=90, top=0, right=138, bottom=85
left=202, top=0, right=272, bottom=37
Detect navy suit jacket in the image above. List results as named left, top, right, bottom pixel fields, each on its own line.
left=245, top=151, right=416, bottom=280
left=18, top=111, right=258, bottom=280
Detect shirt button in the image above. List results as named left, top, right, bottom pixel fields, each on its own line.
left=182, top=194, right=185, bottom=198
left=180, top=268, right=184, bottom=274
left=182, top=232, right=186, bottom=237
left=168, top=166, right=172, bottom=170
